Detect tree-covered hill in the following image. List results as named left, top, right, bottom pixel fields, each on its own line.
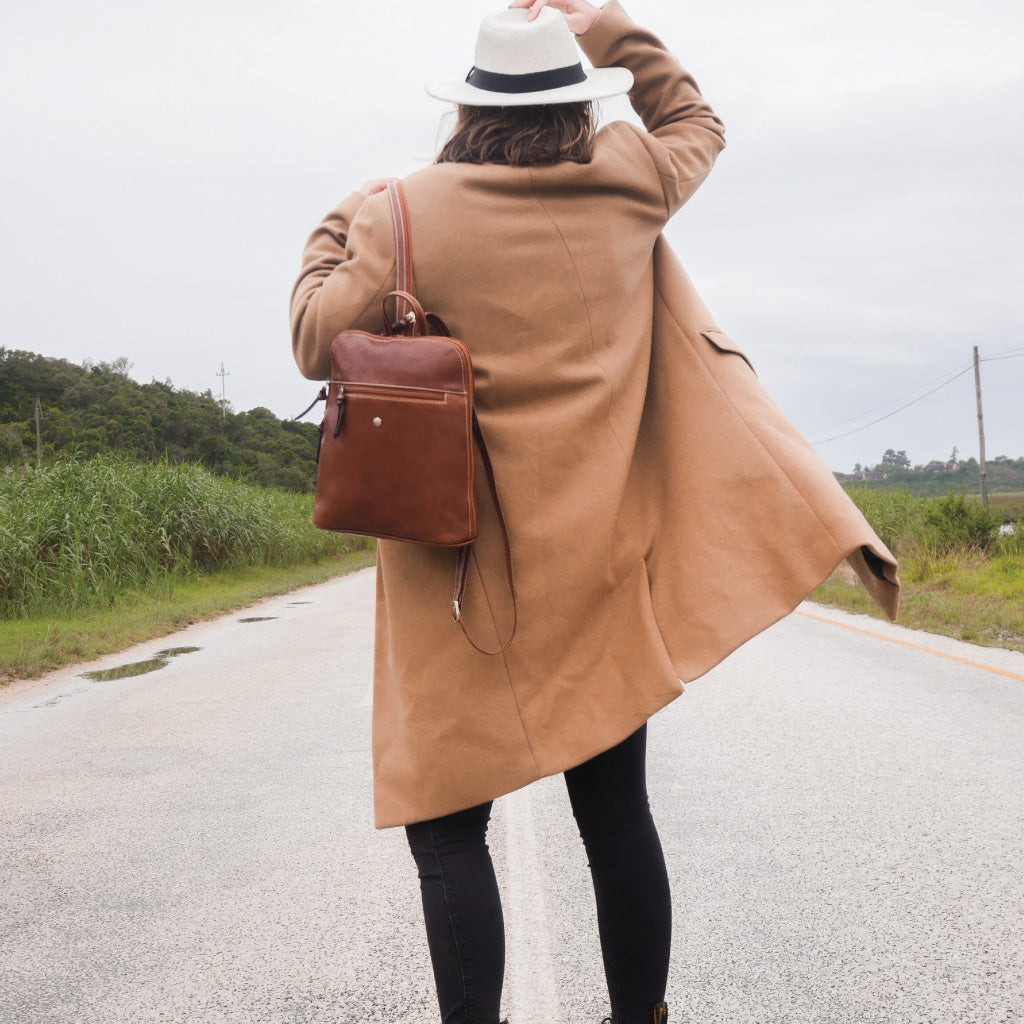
left=835, top=450, right=1024, bottom=497
left=0, top=348, right=321, bottom=491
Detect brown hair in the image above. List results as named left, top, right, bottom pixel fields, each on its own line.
left=436, top=102, right=596, bottom=166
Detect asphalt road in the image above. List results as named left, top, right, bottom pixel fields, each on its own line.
left=2, top=568, right=1022, bottom=1024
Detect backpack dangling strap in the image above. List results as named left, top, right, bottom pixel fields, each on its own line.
left=451, top=411, right=518, bottom=656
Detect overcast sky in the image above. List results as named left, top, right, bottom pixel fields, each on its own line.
left=2, top=0, right=1021, bottom=472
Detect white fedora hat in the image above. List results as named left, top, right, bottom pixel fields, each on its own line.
left=425, top=6, right=633, bottom=107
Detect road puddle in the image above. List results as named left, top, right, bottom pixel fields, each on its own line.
left=238, top=616, right=277, bottom=623
left=80, top=646, right=201, bottom=682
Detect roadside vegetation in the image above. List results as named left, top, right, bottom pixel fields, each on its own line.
left=812, top=488, right=1024, bottom=652
left=1, top=347, right=321, bottom=491
left=836, top=448, right=1024, bottom=497
left=0, top=455, right=374, bottom=681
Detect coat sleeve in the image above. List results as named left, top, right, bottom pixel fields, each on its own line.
left=289, top=190, right=396, bottom=380
left=577, top=0, right=726, bottom=217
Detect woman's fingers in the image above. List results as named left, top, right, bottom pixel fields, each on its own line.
left=359, top=177, right=397, bottom=197
left=508, top=0, right=549, bottom=20
left=509, top=0, right=595, bottom=27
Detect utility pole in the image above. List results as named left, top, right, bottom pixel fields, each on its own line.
left=973, top=345, right=988, bottom=509
left=34, top=397, right=44, bottom=467
left=216, top=363, right=230, bottom=420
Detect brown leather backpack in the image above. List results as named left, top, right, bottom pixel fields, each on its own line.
left=299, top=180, right=516, bottom=655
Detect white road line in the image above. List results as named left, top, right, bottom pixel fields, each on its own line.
left=504, top=784, right=562, bottom=1024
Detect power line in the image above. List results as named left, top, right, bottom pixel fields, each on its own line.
left=807, top=346, right=1021, bottom=445
left=806, top=359, right=974, bottom=437
left=807, top=360, right=972, bottom=439
left=811, top=364, right=975, bottom=445
left=805, top=344, right=1020, bottom=449
left=980, top=353, right=1024, bottom=363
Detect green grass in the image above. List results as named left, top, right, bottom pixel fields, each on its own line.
left=8, top=460, right=1022, bottom=678
left=812, top=544, right=1024, bottom=653
left=0, top=548, right=375, bottom=682
left=0, top=454, right=360, bottom=619
left=0, top=454, right=378, bottom=681
left=989, top=491, right=1024, bottom=522
left=812, top=487, right=1024, bottom=653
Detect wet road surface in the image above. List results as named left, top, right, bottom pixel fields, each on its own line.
left=2, top=568, right=1022, bottom=1023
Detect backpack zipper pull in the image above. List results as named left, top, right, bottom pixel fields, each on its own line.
left=333, top=384, right=346, bottom=437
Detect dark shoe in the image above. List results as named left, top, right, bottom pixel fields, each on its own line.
left=601, top=1002, right=668, bottom=1024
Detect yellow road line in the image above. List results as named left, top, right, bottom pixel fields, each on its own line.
left=796, top=609, right=1024, bottom=683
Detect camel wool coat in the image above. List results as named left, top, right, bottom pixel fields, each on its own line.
left=291, top=2, right=901, bottom=829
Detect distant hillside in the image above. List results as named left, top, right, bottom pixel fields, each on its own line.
left=835, top=457, right=1024, bottom=497
left=0, top=348, right=320, bottom=491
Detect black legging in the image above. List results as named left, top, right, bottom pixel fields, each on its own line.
left=405, top=724, right=671, bottom=1024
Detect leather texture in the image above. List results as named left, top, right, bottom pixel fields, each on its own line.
left=312, top=182, right=478, bottom=546
left=312, top=320, right=478, bottom=546
left=310, top=185, right=517, bottom=654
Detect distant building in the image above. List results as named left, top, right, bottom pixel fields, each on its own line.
left=845, top=470, right=889, bottom=481
left=924, top=460, right=958, bottom=473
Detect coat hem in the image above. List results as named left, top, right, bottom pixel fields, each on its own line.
left=373, top=680, right=683, bottom=830
left=672, top=543, right=893, bottom=686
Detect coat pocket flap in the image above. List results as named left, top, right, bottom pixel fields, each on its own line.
left=700, top=328, right=756, bottom=375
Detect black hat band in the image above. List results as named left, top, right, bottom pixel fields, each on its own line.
left=465, top=62, right=587, bottom=95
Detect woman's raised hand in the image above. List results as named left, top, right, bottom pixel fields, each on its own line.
left=507, top=0, right=601, bottom=35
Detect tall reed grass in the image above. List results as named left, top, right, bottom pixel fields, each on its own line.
left=0, top=455, right=371, bottom=618
left=815, top=488, right=1024, bottom=650
left=844, top=487, right=1007, bottom=557
left=839, top=486, right=1024, bottom=613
